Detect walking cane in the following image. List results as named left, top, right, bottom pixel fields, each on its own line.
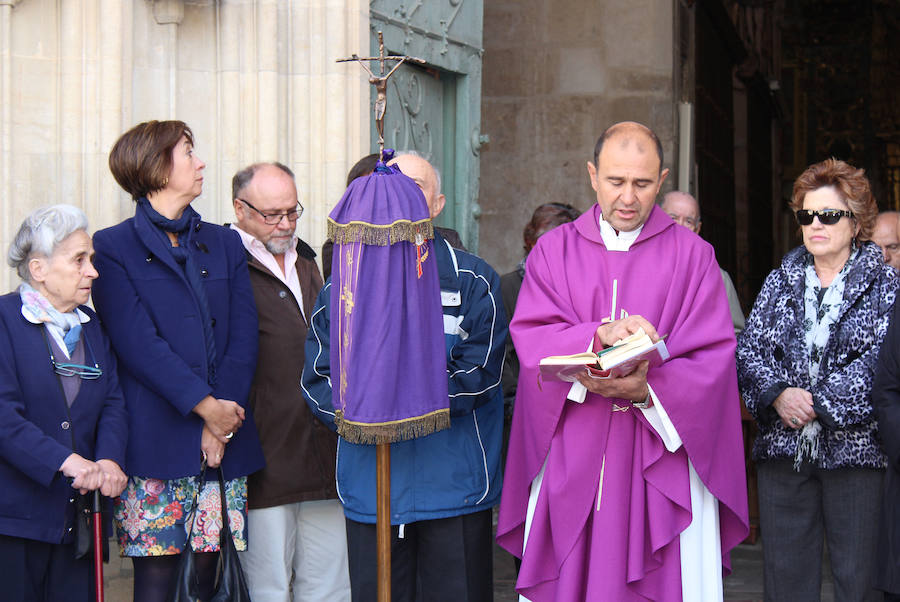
left=92, top=489, right=104, bottom=602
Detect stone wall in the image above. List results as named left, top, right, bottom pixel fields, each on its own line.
left=0, top=0, right=368, bottom=292
left=478, top=0, right=677, bottom=274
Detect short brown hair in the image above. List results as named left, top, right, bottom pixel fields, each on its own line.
left=523, top=203, right=581, bottom=252
left=109, top=120, right=194, bottom=200
left=790, top=158, right=877, bottom=241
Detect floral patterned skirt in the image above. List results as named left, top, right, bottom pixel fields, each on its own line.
left=113, top=474, right=248, bottom=557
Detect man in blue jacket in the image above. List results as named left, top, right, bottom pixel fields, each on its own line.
left=301, top=152, right=507, bottom=602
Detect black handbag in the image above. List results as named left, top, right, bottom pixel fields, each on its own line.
left=73, top=492, right=92, bottom=559
left=167, top=466, right=252, bottom=602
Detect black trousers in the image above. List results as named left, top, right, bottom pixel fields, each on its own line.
left=757, top=460, right=883, bottom=602
left=0, top=534, right=93, bottom=602
left=345, top=510, right=493, bottom=602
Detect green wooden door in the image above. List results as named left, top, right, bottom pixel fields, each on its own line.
left=370, top=0, right=486, bottom=251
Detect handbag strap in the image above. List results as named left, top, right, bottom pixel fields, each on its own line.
left=183, top=464, right=209, bottom=544
left=183, top=466, right=237, bottom=550
left=215, top=467, right=235, bottom=548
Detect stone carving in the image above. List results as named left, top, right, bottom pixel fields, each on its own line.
left=387, top=72, right=433, bottom=158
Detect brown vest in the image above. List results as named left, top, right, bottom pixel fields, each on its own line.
left=245, top=239, right=337, bottom=509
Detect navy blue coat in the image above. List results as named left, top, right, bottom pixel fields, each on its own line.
left=0, top=294, right=127, bottom=543
left=92, top=207, right=264, bottom=480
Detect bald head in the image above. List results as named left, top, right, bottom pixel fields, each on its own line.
left=872, top=211, right=900, bottom=270
left=593, top=121, right=664, bottom=175
left=661, top=191, right=701, bottom=234
left=586, top=121, right=669, bottom=232
left=389, top=153, right=446, bottom=219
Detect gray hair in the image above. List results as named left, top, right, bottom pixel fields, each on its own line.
left=7, top=204, right=89, bottom=282
left=232, top=162, right=295, bottom=200
left=661, top=190, right=701, bottom=220
left=394, top=150, right=441, bottom=196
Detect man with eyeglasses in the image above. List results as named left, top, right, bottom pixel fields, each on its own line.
left=661, top=190, right=745, bottom=335
left=871, top=211, right=900, bottom=270
left=230, top=162, right=350, bottom=601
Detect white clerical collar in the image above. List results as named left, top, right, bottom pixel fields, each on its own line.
left=598, top=213, right=644, bottom=251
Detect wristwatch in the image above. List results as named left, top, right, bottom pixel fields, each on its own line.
left=631, top=390, right=651, bottom=410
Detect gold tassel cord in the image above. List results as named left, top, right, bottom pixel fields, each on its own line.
left=335, top=408, right=451, bottom=445
left=328, top=218, right=434, bottom=246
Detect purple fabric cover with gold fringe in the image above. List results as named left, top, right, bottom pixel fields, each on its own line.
left=327, top=154, right=449, bottom=444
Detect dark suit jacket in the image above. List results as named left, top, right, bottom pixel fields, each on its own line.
left=92, top=208, right=264, bottom=480
left=0, top=294, right=127, bottom=543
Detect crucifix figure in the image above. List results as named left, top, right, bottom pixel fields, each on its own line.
left=337, top=31, right=425, bottom=155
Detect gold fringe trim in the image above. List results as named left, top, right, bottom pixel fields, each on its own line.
left=335, top=408, right=450, bottom=444
left=328, top=218, right=434, bottom=246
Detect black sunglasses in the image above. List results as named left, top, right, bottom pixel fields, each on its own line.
left=795, top=209, right=854, bottom=226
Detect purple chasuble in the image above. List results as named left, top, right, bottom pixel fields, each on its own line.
left=327, top=160, right=449, bottom=444
left=497, top=204, right=749, bottom=601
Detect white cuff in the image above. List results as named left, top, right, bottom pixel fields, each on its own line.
left=639, top=385, right=682, bottom=452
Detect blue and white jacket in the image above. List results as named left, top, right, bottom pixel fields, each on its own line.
left=301, top=233, right=508, bottom=524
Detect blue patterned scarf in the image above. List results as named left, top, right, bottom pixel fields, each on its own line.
left=137, top=198, right=218, bottom=385
left=19, top=281, right=83, bottom=353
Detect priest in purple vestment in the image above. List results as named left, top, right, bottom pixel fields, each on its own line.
left=497, top=121, right=749, bottom=601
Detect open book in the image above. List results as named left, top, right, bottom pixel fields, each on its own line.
left=539, top=328, right=670, bottom=382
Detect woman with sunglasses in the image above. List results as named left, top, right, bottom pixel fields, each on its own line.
left=737, top=158, right=898, bottom=600
left=91, top=121, right=264, bottom=602
left=0, top=205, right=127, bottom=600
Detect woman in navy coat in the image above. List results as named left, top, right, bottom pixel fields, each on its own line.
left=92, top=120, right=264, bottom=602
left=0, top=204, right=128, bottom=601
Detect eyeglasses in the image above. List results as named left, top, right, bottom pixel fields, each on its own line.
left=52, top=359, right=102, bottom=379
left=238, top=198, right=303, bottom=225
left=666, top=213, right=700, bottom=229
left=45, top=332, right=102, bottom=380
left=796, top=209, right=854, bottom=226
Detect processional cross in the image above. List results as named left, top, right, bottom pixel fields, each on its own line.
left=337, top=31, right=426, bottom=156
left=335, top=31, right=427, bottom=602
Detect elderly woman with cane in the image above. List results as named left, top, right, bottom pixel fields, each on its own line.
left=0, top=204, right=128, bottom=601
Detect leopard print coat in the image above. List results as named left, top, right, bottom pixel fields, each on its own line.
left=737, top=241, right=899, bottom=469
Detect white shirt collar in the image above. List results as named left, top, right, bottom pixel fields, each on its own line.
left=230, top=223, right=306, bottom=321
left=230, top=224, right=298, bottom=262
left=598, top=213, right=644, bottom=252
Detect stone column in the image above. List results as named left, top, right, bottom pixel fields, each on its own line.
left=0, top=0, right=369, bottom=291
left=151, top=0, right=183, bottom=119
left=0, top=0, right=19, bottom=283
